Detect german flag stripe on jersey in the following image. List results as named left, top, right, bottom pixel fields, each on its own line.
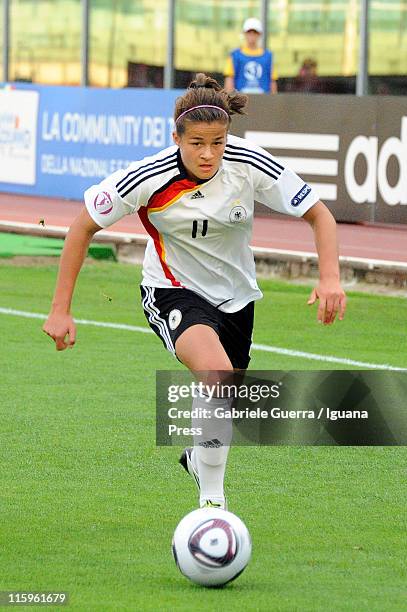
left=138, top=177, right=198, bottom=286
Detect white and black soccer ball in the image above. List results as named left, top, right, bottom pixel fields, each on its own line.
left=172, top=508, right=251, bottom=587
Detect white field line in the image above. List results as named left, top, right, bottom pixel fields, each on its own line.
left=1, top=307, right=406, bottom=371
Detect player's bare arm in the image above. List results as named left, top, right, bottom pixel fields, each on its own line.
left=303, top=200, right=347, bottom=325
left=42, top=207, right=101, bottom=351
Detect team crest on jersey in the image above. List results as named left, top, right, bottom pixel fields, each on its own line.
left=94, top=191, right=113, bottom=215
left=229, top=205, right=247, bottom=223
left=168, top=309, right=182, bottom=330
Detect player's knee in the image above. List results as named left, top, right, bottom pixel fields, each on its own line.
left=200, top=364, right=234, bottom=386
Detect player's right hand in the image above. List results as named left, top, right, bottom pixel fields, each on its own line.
left=42, top=313, right=76, bottom=351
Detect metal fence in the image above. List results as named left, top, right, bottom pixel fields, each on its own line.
left=3, top=0, right=405, bottom=93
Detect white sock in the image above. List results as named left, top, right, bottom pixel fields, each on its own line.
left=191, top=394, right=233, bottom=505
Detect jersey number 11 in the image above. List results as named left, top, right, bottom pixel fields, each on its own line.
left=192, top=219, right=208, bottom=238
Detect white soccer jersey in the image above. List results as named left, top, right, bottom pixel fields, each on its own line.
left=84, top=134, right=319, bottom=313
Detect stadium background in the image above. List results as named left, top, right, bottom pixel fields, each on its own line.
left=2, top=0, right=407, bottom=93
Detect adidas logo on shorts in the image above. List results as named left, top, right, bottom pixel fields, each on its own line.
left=191, top=190, right=204, bottom=199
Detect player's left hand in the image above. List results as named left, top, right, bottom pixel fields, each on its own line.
left=307, top=281, right=346, bottom=325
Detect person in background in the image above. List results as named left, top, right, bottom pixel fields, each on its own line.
left=224, top=17, right=277, bottom=94
left=287, top=58, right=325, bottom=93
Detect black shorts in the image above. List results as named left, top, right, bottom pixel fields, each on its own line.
left=140, top=286, right=254, bottom=369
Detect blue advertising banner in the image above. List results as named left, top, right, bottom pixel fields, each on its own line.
left=0, top=83, right=181, bottom=200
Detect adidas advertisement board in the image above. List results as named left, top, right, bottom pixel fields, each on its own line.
left=232, top=94, right=407, bottom=224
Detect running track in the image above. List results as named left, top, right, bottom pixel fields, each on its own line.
left=1, top=192, right=406, bottom=263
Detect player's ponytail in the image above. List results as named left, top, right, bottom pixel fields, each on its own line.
left=174, top=73, right=248, bottom=134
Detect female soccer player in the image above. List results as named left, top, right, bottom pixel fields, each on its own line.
left=43, top=73, right=346, bottom=510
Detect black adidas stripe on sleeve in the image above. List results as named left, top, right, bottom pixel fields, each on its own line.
left=118, top=163, right=179, bottom=198
left=116, top=151, right=178, bottom=195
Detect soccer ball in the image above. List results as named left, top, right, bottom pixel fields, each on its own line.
left=172, top=507, right=252, bottom=587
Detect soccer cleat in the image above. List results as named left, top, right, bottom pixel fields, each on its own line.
left=179, top=448, right=200, bottom=491
left=179, top=447, right=228, bottom=510
left=200, top=498, right=227, bottom=510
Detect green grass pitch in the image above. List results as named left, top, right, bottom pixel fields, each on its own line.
left=0, top=261, right=406, bottom=611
